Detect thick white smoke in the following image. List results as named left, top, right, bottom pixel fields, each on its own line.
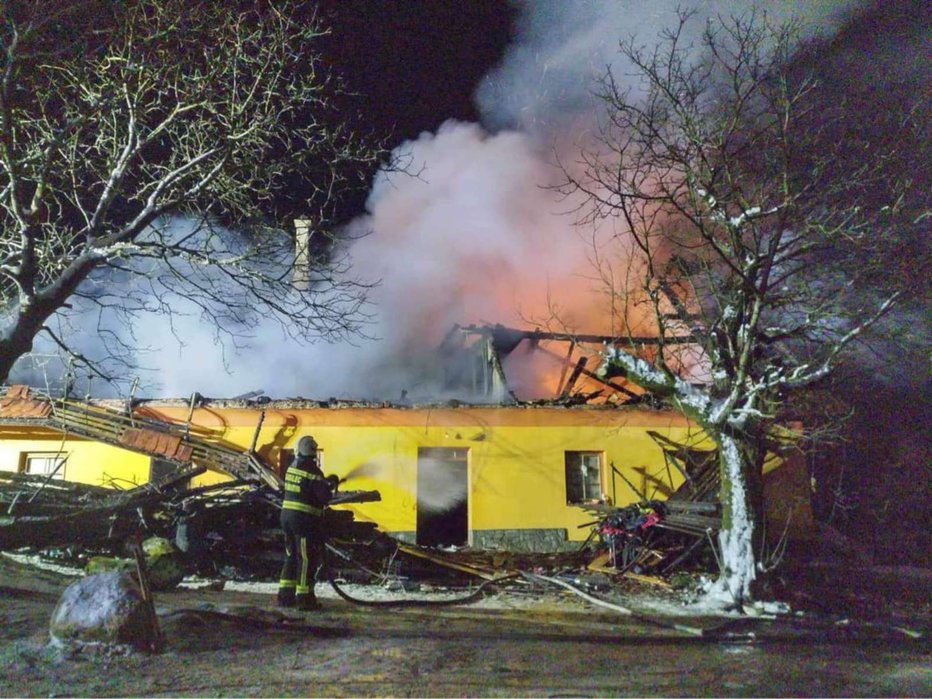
left=477, top=0, right=864, bottom=132
left=294, top=0, right=869, bottom=401
left=325, top=121, right=610, bottom=399
left=11, top=0, right=870, bottom=400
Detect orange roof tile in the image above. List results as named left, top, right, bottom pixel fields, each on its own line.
left=119, top=427, right=192, bottom=462
left=0, top=385, right=52, bottom=419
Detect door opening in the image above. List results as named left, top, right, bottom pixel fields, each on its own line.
left=416, top=447, right=468, bottom=547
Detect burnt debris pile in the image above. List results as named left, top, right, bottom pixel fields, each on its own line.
left=0, top=469, right=384, bottom=582
left=576, top=433, right=722, bottom=581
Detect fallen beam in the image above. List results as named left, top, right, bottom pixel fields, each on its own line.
left=462, top=324, right=696, bottom=347
left=395, top=543, right=501, bottom=581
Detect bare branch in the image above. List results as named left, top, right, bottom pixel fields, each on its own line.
left=0, top=0, right=385, bottom=386
left=562, top=10, right=924, bottom=605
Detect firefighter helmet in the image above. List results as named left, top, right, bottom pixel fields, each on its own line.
left=296, top=435, right=318, bottom=456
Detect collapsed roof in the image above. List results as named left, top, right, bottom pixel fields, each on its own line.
left=437, top=323, right=697, bottom=406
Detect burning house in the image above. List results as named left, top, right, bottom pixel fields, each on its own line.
left=0, top=324, right=813, bottom=555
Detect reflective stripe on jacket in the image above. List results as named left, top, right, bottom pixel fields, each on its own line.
left=282, top=456, right=331, bottom=517
left=281, top=500, right=323, bottom=516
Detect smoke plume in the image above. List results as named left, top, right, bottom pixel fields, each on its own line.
left=297, top=0, right=870, bottom=401
left=477, top=0, right=864, bottom=133
left=11, top=0, right=877, bottom=400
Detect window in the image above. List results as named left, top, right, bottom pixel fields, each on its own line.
left=565, top=451, right=603, bottom=504
left=22, top=453, right=66, bottom=480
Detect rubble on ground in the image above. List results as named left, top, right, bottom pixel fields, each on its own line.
left=0, top=441, right=728, bottom=595
left=0, top=468, right=385, bottom=583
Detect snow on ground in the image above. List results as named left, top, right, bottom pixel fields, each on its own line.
left=185, top=577, right=583, bottom=611
left=3, top=551, right=85, bottom=577
left=2, top=551, right=569, bottom=611
left=5, top=549, right=787, bottom=618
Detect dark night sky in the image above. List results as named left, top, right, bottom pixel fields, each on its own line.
left=316, top=0, right=515, bottom=142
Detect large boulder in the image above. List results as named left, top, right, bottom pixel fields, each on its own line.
left=50, top=572, right=157, bottom=651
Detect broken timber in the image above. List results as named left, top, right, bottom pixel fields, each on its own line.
left=395, top=543, right=503, bottom=581
left=0, top=386, right=282, bottom=489
left=456, top=324, right=683, bottom=403
left=461, top=324, right=696, bottom=347
left=0, top=466, right=206, bottom=550
left=131, top=538, right=164, bottom=653
left=579, top=434, right=723, bottom=577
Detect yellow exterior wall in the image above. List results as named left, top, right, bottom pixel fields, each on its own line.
left=0, top=404, right=811, bottom=547
left=0, top=426, right=228, bottom=489
left=0, top=428, right=151, bottom=487
left=134, top=405, right=710, bottom=543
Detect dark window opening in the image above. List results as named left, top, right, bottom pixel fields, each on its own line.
left=565, top=451, right=603, bottom=504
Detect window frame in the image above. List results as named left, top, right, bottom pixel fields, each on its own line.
left=21, top=452, right=67, bottom=480
left=564, top=450, right=604, bottom=504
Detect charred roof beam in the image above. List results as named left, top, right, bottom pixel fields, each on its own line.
left=461, top=324, right=695, bottom=353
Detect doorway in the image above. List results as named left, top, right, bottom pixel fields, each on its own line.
left=416, top=447, right=468, bottom=547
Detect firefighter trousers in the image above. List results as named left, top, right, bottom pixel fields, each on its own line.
left=278, top=510, right=324, bottom=607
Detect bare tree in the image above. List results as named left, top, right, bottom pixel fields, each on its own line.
left=561, top=11, right=928, bottom=606
left=0, top=0, right=383, bottom=386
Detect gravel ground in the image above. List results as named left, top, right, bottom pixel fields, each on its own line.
left=1, top=554, right=929, bottom=697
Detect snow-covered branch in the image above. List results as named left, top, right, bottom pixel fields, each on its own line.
left=600, top=345, right=714, bottom=422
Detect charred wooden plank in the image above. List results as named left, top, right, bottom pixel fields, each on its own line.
left=560, top=357, right=588, bottom=397
left=462, top=324, right=696, bottom=346
left=662, top=500, right=719, bottom=513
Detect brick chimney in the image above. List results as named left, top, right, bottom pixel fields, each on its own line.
left=293, top=218, right=312, bottom=291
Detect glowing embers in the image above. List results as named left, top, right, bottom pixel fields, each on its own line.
left=442, top=324, right=699, bottom=405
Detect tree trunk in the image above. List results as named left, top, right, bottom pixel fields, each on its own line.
left=0, top=257, right=97, bottom=383
left=0, top=322, right=41, bottom=384
left=707, top=430, right=763, bottom=608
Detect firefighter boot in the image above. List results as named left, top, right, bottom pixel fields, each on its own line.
left=277, top=586, right=296, bottom=608
left=295, top=593, right=321, bottom=611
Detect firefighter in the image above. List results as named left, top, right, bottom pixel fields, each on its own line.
left=278, top=435, right=338, bottom=611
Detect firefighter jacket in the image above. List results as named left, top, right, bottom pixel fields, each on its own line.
left=282, top=455, right=333, bottom=517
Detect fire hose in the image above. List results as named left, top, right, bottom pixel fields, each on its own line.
left=521, top=571, right=704, bottom=636
left=324, top=542, right=692, bottom=635
left=324, top=542, right=924, bottom=642
left=325, top=542, right=707, bottom=634
left=325, top=542, right=520, bottom=607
